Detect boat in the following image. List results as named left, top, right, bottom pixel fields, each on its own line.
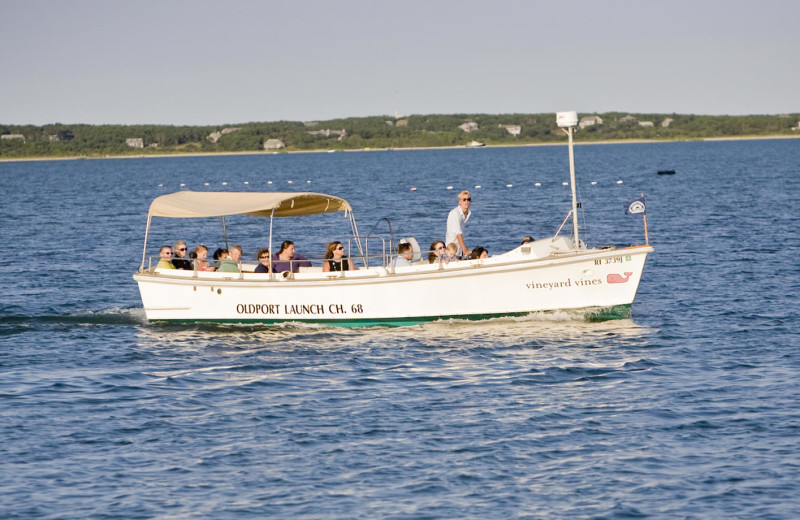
left=133, top=112, right=653, bottom=326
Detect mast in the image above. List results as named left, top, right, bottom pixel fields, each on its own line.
left=557, top=111, right=580, bottom=249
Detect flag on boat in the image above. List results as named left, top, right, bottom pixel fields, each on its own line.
left=624, top=198, right=646, bottom=215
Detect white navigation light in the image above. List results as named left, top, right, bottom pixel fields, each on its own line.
left=556, top=111, right=578, bottom=128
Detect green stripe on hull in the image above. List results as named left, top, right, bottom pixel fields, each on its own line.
left=152, top=305, right=633, bottom=327
left=585, top=304, right=632, bottom=322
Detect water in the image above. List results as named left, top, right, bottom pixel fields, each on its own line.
left=2, top=140, right=800, bottom=519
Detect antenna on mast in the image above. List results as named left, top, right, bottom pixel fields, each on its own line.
left=556, top=111, right=580, bottom=249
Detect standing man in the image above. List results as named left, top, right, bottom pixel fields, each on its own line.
left=446, top=190, right=472, bottom=258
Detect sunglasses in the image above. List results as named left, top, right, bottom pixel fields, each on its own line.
left=335, top=246, right=344, bottom=250
left=460, top=198, right=471, bottom=202
left=177, top=247, right=186, bottom=251
left=259, top=256, right=269, bottom=260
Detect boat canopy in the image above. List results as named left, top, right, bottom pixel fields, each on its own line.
left=147, top=191, right=352, bottom=219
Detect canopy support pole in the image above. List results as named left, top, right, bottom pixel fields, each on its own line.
left=641, top=193, right=650, bottom=245
left=221, top=216, right=229, bottom=249
left=140, top=214, right=152, bottom=271
left=268, top=208, right=275, bottom=279
left=349, top=210, right=365, bottom=267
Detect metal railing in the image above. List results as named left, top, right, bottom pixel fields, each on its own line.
left=143, top=237, right=407, bottom=275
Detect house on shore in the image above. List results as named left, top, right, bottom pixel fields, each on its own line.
left=307, top=129, right=347, bottom=141
left=207, top=127, right=242, bottom=143
left=264, top=139, right=285, bottom=150
left=499, top=124, right=521, bottom=136
left=579, top=116, right=603, bottom=129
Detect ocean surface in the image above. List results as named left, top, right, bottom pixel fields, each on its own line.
left=1, top=139, right=799, bottom=519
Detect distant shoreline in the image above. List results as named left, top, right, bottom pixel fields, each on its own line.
left=2, top=134, right=798, bottom=164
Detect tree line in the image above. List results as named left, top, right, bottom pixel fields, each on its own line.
left=2, top=112, right=798, bottom=159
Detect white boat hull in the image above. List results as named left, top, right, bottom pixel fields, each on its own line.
left=134, top=244, right=653, bottom=326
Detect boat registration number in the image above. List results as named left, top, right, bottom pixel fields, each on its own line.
left=595, top=255, right=632, bottom=265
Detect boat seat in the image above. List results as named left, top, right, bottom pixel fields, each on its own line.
left=298, top=266, right=323, bottom=273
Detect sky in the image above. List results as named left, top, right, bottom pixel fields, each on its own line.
left=2, top=0, right=798, bottom=126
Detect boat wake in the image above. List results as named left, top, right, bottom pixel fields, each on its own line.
left=0, top=307, right=147, bottom=336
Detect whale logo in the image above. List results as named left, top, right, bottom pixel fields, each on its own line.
left=607, top=272, right=633, bottom=284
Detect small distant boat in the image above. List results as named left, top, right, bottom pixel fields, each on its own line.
left=657, top=170, right=676, bottom=175
left=466, top=140, right=485, bottom=148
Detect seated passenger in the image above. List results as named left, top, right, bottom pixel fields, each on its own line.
left=323, top=241, right=353, bottom=272
left=172, top=240, right=192, bottom=270
left=428, top=241, right=446, bottom=264
left=157, top=245, right=176, bottom=269
left=469, top=246, right=489, bottom=260
left=445, top=242, right=459, bottom=262
left=219, top=245, right=242, bottom=273
left=393, top=242, right=414, bottom=268
left=254, top=248, right=271, bottom=273
left=212, top=247, right=229, bottom=269
left=521, top=235, right=535, bottom=245
left=272, top=240, right=311, bottom=273
left=193, top=244, right=216, bottom=271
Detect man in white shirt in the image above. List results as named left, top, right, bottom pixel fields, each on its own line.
left=393, top=242, right=414, bottom=268
left=446, top=190, right=472, bottom=257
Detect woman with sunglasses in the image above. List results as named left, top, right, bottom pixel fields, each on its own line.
left=172, top=240, right=192, bottom=270
left=157, top=245, right=176, bottom=269
left=323, top=241, right=353, bottom=272
left=254, top=248, right=271, bottom=273
left=428, top=240, right=446, bottom=264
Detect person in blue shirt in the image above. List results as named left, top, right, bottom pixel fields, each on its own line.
left=254, top=248, right=271, bottom=273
